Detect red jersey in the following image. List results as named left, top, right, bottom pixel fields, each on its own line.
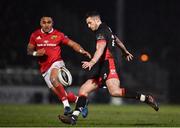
left=29, top=28, right=69, bottom=73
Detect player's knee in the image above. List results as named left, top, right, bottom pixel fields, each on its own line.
left=78, top=90, right=88, bottom=97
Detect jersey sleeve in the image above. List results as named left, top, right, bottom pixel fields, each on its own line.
left=60, top=33, right=70, bottom=45
left=96, top=30, right=106, bottom=44
left=29, top=33, right=36, bottom=46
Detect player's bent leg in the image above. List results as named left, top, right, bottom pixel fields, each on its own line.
left=50, top=68, right=67, bottom=101
left=106, top=78, right=143, bottom=99
left=106, top=78, right=159, bottom=111
left=50, top=68, right=73, bottom=115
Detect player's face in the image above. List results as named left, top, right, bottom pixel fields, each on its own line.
left=40, top=17, right=53, bottom=33
left=86, top=17, right=98, bottom=31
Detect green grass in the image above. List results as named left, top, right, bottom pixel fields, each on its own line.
left=0, top=104, right=180, bottom=127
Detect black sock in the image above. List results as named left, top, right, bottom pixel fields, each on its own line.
left=75, top=96, right=87, bottom=111
left=122, top=88, right=141, bottom=100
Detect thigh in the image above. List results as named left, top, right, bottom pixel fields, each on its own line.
left=50, top=68, right=59, bottom=79
left=106, top=78, right=120, bottom=94
left=43, top=68, right=59, bottom=88
left=50, top=61, right=65, bottom=79
left=79, top=79, right=99, bottom=97
left=43, top=61, right=65, bottom=87
left=43, top=73, right=53, bottom=88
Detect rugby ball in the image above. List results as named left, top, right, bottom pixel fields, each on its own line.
left=58, top=67, right=72, bottom=87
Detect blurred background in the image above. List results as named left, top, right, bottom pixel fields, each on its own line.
left=0, top=0, right=179, bottom=105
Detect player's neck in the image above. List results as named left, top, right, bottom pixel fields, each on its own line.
left=41, top=28, right=54, bottom=34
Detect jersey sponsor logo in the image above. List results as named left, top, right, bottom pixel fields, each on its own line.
left=37, top=43, right=57, bottom=47
left=51, top=35, right=57, bottom=39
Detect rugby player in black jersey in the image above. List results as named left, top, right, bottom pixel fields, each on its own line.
left=59, top=12, right=159, bottom=125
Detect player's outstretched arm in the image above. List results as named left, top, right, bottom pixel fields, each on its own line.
left=27, top=43, right=45, bottom=56
left=67, top=39, right=91, bottom=59
left=115, top=36, right=133, bottom=61
left=82, top=41, right=106, bottom=70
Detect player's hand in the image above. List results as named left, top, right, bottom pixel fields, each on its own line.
left=124, top=51, right=133, bottom=61
left=37, top=48, right=45, bottom=56
left=81, top=61, right=94, bottom=70
left=82, top=51, right=92, bottom=59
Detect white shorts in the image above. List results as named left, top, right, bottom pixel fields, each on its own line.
left=42, top=60, right=65, bottom=88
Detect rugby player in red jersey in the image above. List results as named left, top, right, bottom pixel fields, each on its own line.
left=59, top=12, right=159, bottom=125
left=27, top=16, right=91, bottom=115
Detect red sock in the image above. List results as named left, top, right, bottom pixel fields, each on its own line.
left=67, top=91, right=78, bottom=103
left=54, top=84, right=67, bottom=101
left=120, top=88, right=126, bottom=96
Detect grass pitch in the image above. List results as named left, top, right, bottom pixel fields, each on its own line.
left=0, top=104, right=179, bottom=127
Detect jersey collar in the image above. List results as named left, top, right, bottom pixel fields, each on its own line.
left=41, top=28, right=54, bottom=34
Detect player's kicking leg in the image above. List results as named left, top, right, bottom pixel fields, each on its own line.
left=58, top=96, right=88, bottom=125
left=58, top=79, right=98, bottom=125
left=67, top=91, right=88, bottom=118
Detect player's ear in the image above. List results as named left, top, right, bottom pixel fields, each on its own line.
left=40, top=17, right=44, bottom=25
left=40, top=18, right=43, bottom=27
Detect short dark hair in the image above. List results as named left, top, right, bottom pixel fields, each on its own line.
left=85, top=11, right=101, bottom=19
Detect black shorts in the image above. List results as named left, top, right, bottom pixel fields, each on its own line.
left=85, top=58, right=119, bottom=87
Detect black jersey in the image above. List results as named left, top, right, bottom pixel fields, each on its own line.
left=95, top=23, right=121, bottom=78
left=84, top=23, right=121, bottom=83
